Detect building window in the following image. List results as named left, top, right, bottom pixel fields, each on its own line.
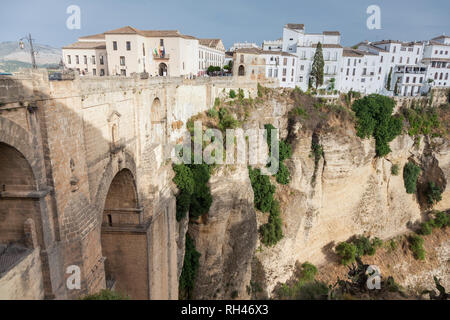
left=120, top=56, right=125, bottom=66
left=412, top=77, right=416, bottom=83
left=126, top=41, right=131, bottom=51
left=347, top=59, right=350, bottom=66
left=417, top=48, right=420, bottom=54
left=67, top=55, right=71, bottom=64
left=380, top=56, right=383, bottom=63
left=379, top=67, right=382, bottom=74
left=92, top=56, right=96, bottom=65
left=415, top=58, right=418, bottom=64
left=407, top=57, right=410, bottom=64
left=100, top=56, right=104, bottom=65
left=143, top=44, right=146, bottom=56
left=121, top=69, right=126, bottom=76
left=84, top=55, right=87, bottom=64
left=268, top=69, right=272, bottom=77
left=406, top=77, right=409, bottom=83
left=93, top=68, right=97, bottom=76
left=445, top=73, right=448, bottom=80
left=160, top=39, right=164, bottom=46
left=346, top=68, right=349, bottom=76
left=391, top=56, right=394, bottom=63
left=283, top=58, right=287, bottom=66
left=292, top=59, right=295, bottom=66
left=299, top=76, right=303, bottom=82
left=440, top=73, right=443, bottom=80
left=282, top=68, right=286, bottom=76
left=300, top=65, right=304, bottom=71
left=113, top=41, right=118, bottom=50
left=75, top=55, right=79, bottom=64
left=399, top=57, right=402, bottom=64
left=352, top=69, right=355, bottom=76
left=100, top=69, right=105, bottom=76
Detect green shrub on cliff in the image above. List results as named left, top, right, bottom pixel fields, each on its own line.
left=81, top=289, right=129, bottom=300
left=179, top=234, right=201, bottom=299
left=352, top=94, right=403, bottom=157
left=409, top=234, right=425, bottom=260
left=335, top=242, right=357, bottom=265
left=425, top=182, right=443, bottom=205
left=173, top=163, right=213, bottom=221
left=403, top=161, right=421, bottom=194
left=260, top=200, right=283, bottom=246
left=248, top=167, right=276, bottom=213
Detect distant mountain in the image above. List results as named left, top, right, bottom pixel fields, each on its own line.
left=0, top=41, right=62, bottom=72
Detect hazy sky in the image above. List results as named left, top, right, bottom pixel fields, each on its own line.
left=1, top=0, right=449, bottom=49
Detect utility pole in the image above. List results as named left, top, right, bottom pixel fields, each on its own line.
left=19, top=34, right=37, bottom=69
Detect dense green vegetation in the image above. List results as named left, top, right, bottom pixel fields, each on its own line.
left=173, top=163, right=213, bottom=221
left=81, top=289, right=129, bottom=300
left=403, top=161, right=421, bottom=194
left=259, top=200, right=283, bottom=246
left=402, top=105, right=442, bottom=137
left=335, top=236, right=383, bottom=265
left=426, top=182, right=443, bottom=205
left=248, top=167, right=276, bottom=213
left=352, top=94, right=403, bottom=157
left=264, top=124, right=292, bottom=185
left=419, top=211, right=449, bottom=236
left=391, top=163, right=399, bottom=176
left=409, top=234, right=425, bottom=261
left=179, top=234, right=201, bottom=299
left=278, top=262, right=328, bottom=300
left=229, top=89, right=236, bottom=99
left=218, top=107, right=239, bottom=131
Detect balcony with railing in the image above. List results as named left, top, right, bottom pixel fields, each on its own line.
left=153, top=54, right=170, bottom=61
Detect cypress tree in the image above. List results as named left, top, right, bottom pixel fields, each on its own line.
left=310, top=42, right=324, bottom=90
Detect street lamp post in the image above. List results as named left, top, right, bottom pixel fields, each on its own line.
left=19, top=34, right=37, bottom=69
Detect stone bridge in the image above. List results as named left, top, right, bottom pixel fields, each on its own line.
left=0, top=70, right=257, bottom=299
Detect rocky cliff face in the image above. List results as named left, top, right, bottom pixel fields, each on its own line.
left=189, top=165, right=257, bottom=299
left=183, top=92, right=449, bottom=299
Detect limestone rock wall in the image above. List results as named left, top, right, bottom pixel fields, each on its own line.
left=190, top=165, right=257, bottom=300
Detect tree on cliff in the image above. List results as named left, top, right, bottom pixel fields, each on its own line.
left=352, top=94, right=403, bottom=157
left=310, top=42, right=324, bottom=90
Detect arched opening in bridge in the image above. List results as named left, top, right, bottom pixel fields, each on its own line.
left=0, top=142, right=43, bottom=284
left=0, top=143, right=41, bottom=246
left=158, top=63, right=167, bottom=76
left=238, top=65, right=245, bottom=76
left=101, top=169, right=147, bottom=298
left=150, top=97, right=166, bottom=144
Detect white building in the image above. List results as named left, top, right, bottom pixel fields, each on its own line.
left=198, top=39, right=226, bottom=75
left=422, top=35, right=450, bottom=89
left=62, top=33, right=108, bottom=76
left=229, top=42, right=260, bottom=52
left=63, top=26, right=225, bottom=78
left=340, top=48, right=386, bottom=94
left=262, top=39, right=282, bottom=52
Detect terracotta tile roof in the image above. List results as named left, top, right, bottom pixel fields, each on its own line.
left=104, top=26, right=141, bottom=34
left=310, top=43, right=343, bottom=49
left=343, top=48, right=364, bottom=57
left=428, top=40, right=450, bottom=47
left=199, top=38, right=222, bottom=48
left=432, top=35, right=450, bottom=41
left=285, top=23, right=305, bottom=30
left=323, top=31, right=340, bottom=36
left=235, top=48, right=295, bottom=57
left=79, top=33, right=106, bottom=40
left=103, top=26, right=197, bottom=39
left=357, top=42, right=388, bottom=53
left=371, top=40, right=402, bottom=45
left=62, top=41, right=106, bottom=50
left=343, top=48, right=377, bottom=57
